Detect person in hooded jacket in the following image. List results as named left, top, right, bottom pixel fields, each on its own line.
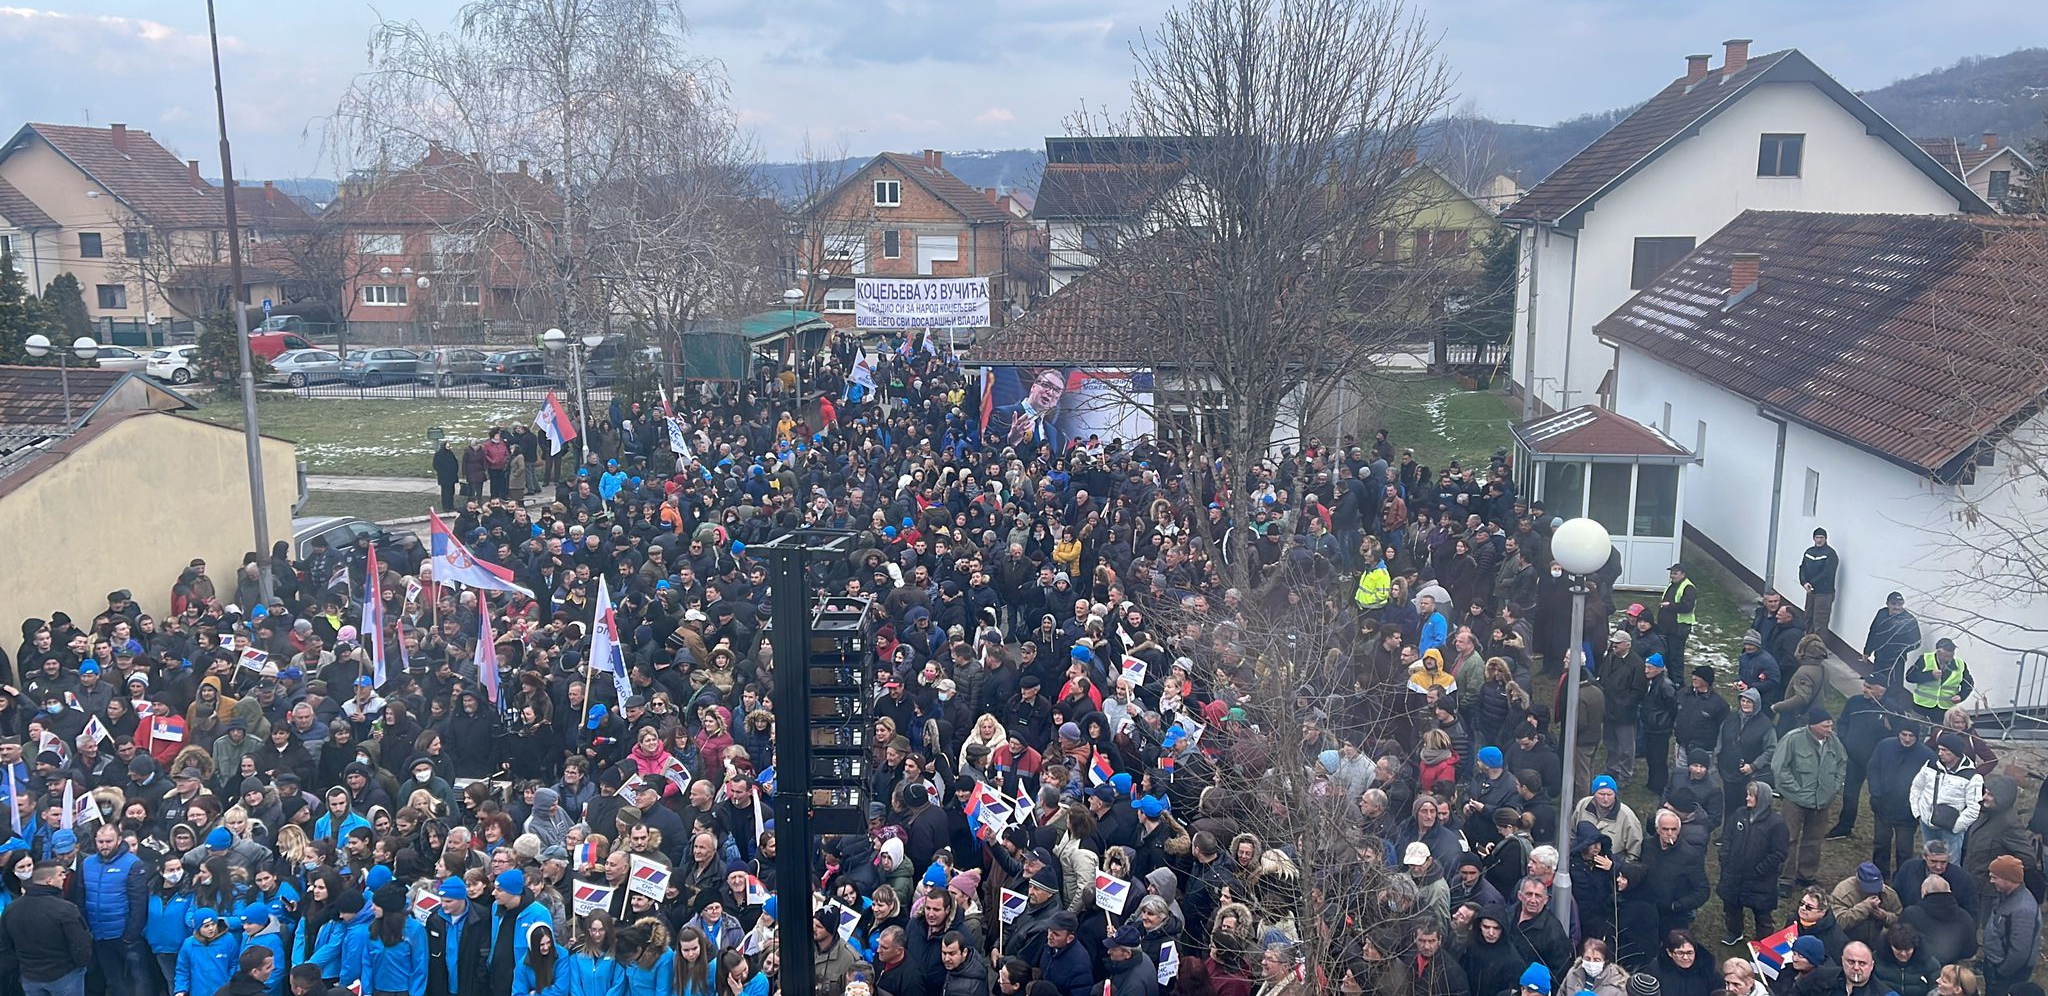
left=1961, top=774, right=2034, bottom=917
left=1647, top=929, right=1719, bottom=996
left=175, top=907, right=243, bottom=996
left=1716, top=689, right=1777, bottom=830
left=1717, top=779, right=1788, bottom=946
left=1459, top=904, right=1526, bottom=996
left=1867, top=723, right=1934, bottom=877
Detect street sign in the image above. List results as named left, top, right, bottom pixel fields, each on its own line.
left=261, top=298, right=273, bottom=315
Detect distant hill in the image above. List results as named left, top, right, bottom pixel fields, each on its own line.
left=751, top=149, right=1045, bottom=202
left=1859, top=48, right=2048, bottom=149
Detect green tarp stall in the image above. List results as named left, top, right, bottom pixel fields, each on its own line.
left=679, top=328, right=750, bottom=382
left=681, top=310, right=833, bottom=381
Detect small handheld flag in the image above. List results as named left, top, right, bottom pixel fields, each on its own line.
left=626, top=855, right=671, bottom=900
left=998, top=888, right=1028, bottom=924
left=1751, top=924, right=1797, bottom=979
left=1088, top=751, right=1115, bottom=787
left=574, top=842, right=602, bottom=871
left=572, top=879, right=616, bottom=916
left=237, top=648, right=269, bottom=672
left=535, top=391, right=578, bottom=455
left=409, top=891, right=442, bottom=922
left=81, top=716, right=112, bottom=747
left=1093, top=871, right=1131, bottom=914
left=590, top=576, right=632, bottom=705
left=475, top=605, right=502, bottom=710
left=745, top=874, right=769, bottom=906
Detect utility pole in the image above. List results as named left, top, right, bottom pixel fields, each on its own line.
left=207, top=0, right=273, bottom=604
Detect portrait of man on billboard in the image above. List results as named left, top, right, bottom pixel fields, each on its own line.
left=988, top=366, right=1068, bottom=454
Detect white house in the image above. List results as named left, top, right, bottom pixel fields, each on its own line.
left=1033, top=137, right=1200, bottom=293
left=1501, top=39, right=1988, bottom=416
left=1598, top=209, right=2048, bottom=718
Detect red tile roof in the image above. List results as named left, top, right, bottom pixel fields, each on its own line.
left=971, top=266, right=1148, bottom=365
left=1596, top=210, right=2048, bottom=477
left=324, top=146, right=560, bottom=227
left=873, top=153, right=1012, bottom=224
left=1513, top=405, right=1690, bottom=458
left=13, top=123, right=228, bottom=228
left=1913, top=137, right=2023, bottom=178
left=1501, top=51, right=1984, bottom=228
left=0, top=177, right=55, bottom=229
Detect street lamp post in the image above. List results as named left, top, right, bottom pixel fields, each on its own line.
left=23, top=334, right=100, bottom=426
left=542, top=327, right=604, bottom=470
left=782, top=286, right=804, bottom=415
left=1548, top=516, right=1612, bottom=931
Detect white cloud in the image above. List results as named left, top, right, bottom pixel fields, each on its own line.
left=975, top=107, right=1017, bottom=125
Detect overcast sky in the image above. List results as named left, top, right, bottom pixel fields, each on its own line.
left=0, top=0, right=2038, bottom=179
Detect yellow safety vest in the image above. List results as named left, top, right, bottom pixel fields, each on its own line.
left=1911, top=652, right=1968, bottom=710
left=1669, top=578, right=1696, bottom=626
left=1355, top=563, right=1391, bottom=609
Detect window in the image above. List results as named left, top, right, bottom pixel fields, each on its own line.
left=357, top=232, right=403, bottom=255
left=456, top=285, right=481, bottom=306
left=123, top=231, right=149, bottom=257
left=1630, top=236, right=1696, bottom=289
left=1541, top=461, right=1586, bottom=518
left=1975, top=444, right=1996, bottom=468
left=916, top=233, right=959, bottom=274
left=1588, top=462, right=1633, bottom=535
left=1757, top=133, right=1803, bottom=177
left=492, top=287, right=518, bottom=311
left=431, top=233, right=475, bottom=258
left=95, top=284, right=127, bottom=309
left=883, top=229, right=901, bottom=259
left=873, top=180, right=901, bottom=207
left=1661, top=402, right=1674, bottom=431
left=360, top=284, right=408, bottom=306
left=1802, top=467, right=1820, bottom=516
left=1634, top=464, right=1680, bottom=537
left=1694, top=420, right=1708, bottom=459
left=1988, top=170, right=2011, bottom=203
left=1433, top=229, right=1468, bottom=258
left=78, top=232, right=102, bottom=258
left=824, top=288, right=856, bottom=313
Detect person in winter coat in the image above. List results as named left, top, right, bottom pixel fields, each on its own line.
left=1555, top=937, right=1628, bottom=996
left=1870, top=923, right=1939, bottom=996
left=1641, top=809, right=1710, bottom=940
left=1907, top=736, right=1981, bottom=859
left=1638, top=655, right=1680, bottom=796
left=1717, top=690, right=1777, bottom=829
left=1825, top=863, right=1903, bottom=951
left=0, top=862, right=93, bottom=992
left=1102, top=925, right=1158, bottom=996
left=1717, top=780, right=1789, bottom=946
left=1673, top=667, right=1730, bottom=761
left=1961, top=775, right=2034, bottom=913
left=1977, top=855, right=2037, bottom=996
left=1648, top=930, right=1720, bottom=996
left=1782, top=886, right=1850, bottom=965
left=1773, top=709, right=1848, bottom=891
left=1868, top=723, right=1934, bottom=877
left=1459, top=905, right=1527, bottom=996
left=362, top=883, right=427, bottom=996
left=175, top=908, right=243, bottom=996
left=939, top=931, right=989, bottom=996
left=1900, top=875, right=1977, bottom=969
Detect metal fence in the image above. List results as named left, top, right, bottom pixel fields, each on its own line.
left=1999, top=649, right=2048, bottom=741
left=288, top=376, right=614, bottom=405
left=96, top=318, right=197, bottom=347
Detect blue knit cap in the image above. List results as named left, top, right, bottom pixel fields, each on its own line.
left=207, top=827, right=233, bottom=851
left=921, top=864, right=950, bottom=891
left=365, top=865, right=393, bottom=891
left=1519, top=963, right=1552, bottom=991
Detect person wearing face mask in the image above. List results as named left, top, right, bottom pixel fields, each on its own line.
left=403, top=756, right=458, bottom=814
left=143, top=856, right=196, bottom=994
left=1556, top=936, right=1629, bottom=996
left=36, top=689, right=84, bottom=743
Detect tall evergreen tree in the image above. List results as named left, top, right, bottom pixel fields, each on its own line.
left=0, top=248, right=38, bottom=364
left=41, top=273, right=93, bottom=344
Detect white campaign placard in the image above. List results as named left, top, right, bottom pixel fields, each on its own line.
left=854, top=277, right=991, bottom=329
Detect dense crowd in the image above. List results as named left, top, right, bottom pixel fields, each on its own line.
left=0, top=338, right=2042, bottom=996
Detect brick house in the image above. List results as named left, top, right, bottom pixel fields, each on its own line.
left=797, top=150, right=1034, bottom=330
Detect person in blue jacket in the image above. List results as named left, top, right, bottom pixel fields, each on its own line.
left=361, top=882, right=428, bottom=996
left=337, top=887, right=377, bottom=988
left=427, top=874, right=488, bottom=996
left=144, top=856, right=196, bottom=993
left=561, top=909, right=624, bottom=996
left=512, top=922, right=565, bottom=996
left=238, top=900, right=288, bottom=995
left=173, top=907, right=242, bottom=996
left=484, top=869, right=554, bottom=993
left=81, top=822, right=149, bottom=995
left=290, top=871, right=349, bottom=983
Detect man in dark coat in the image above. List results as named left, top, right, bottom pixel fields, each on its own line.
left=1506, top=876, right=1570, bottom=972
left=1641, top=808, right=1709, bottom=938
left=1716, top=779, right=1788, bottom=946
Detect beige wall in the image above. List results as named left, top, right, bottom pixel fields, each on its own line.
left=0, top=413, right=297, bottom=631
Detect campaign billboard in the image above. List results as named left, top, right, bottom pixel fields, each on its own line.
left=855, top=277, right=991, bottom=329
left=978, top=366, right=1154, bottom=456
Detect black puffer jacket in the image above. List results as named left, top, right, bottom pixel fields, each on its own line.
left=1718, top=781, right=1788, bottom=911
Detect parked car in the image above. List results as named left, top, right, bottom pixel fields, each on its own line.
left=291, top=515, right=388, bottom=559
left=92, top=344, right=148, bottom=372
left=145, top=344, right=200, bottom=384
left=483, top=349, right=550, bottom=385
left=256, top=315, right=315, bottom=334
left=249, top=331, right=317, bottom=359
left=338, top=347, right=422, bottom=385
left=418, top=347, right=489, bottom=386
left=267, top=348, right=344, bottom=387
left=582, top=338, right=665, bottom=386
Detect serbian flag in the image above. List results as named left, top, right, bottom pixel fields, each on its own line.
left=475, top=604, right=502, bottom=710
left=978, top=368, right=995, bottom=432
left=363, top=543, right=387, bottom=687
left=1751, top=923, right=1797, bottom=979
left=574, top=842, right=602, bottom=871
left=745, top=874, right=769, bottom=906
left=534, top=391, right=577, bottom=455
left=430, top=512, right=532, bottom=596
left=589, top=576, right=632, bottom=705
left=966, top=782, right=1011, bottom=841
left=1088, top=751, right=1115, bottom=787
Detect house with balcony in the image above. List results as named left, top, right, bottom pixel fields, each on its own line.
left=1500, top=39, right=1989, bottom=415
left=795, top=150, right=1031, bottom=331
left=323, top=145, right=559, bottom=344
left=0, top=123, right=310, bottom=336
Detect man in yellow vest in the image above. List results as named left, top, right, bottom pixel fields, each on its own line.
left=1657, top=563, right=1698, bottom=670
left=1903, top=637, right=1973, bottom=724
left=1354, top=538, right=1391, bottom=623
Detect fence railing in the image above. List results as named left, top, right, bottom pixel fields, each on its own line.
left=2000, top=649, right=2048, bottom=741
left=96, top=318, right=197, bottom=347
left=289, top=376, right=614, bottom=405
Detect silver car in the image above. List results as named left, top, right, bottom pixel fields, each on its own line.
left=338, top=347, right=422, bottom=386
left=268, top=348, right=344, bottom=387
left=418, top=347, right=489, bottom=386
left=93, top=344, right=149, bottom=372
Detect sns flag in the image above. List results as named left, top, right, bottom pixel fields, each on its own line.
left=627, top=855, right=671, bottom=900
left=998, top=888, right=1028, bottom=925
left=534, top=391, right=578, bottom=455
left=965, top=782, right=1011, bottom=842
left=429, top=512, right=532, bottom=596
left=1751, top=924, right=1797, bottom=979
left=409, top=892, right=441, bottom=922
left=1093, top=872, right=1131, bottom=914
left=572, top=880, right=616, bottom=916
left=589, top=576, right=632, bottom=706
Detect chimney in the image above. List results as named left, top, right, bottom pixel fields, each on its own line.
left=1399, top=147, right=1418, bottom=168
left=1729, top=253, right=1761, bottom=298
left=998, top=194, right=1015, bottom=215
left=1723, top=38, right=1751, bottom=74
left=1685, top=54, right=1711, bottom=82
left=1982, top=132, right=1999, bottom=151
left=187, top=160, right=201, bottom=188
left=924, top=149, right=943, bottom=168
left=982, top=188, right=999, bottom=206
left=110, top=123, right=128, bottom=153
left=517, top=159, right=529, bottom=175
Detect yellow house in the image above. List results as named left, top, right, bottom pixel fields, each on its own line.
left=0, top=366, right=298, bottom=630
left=0, top=123, right=306, bottom=328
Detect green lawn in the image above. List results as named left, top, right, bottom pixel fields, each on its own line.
left=296, top=490, right=436, bottom=525
left=184, top=396, right=537, bottom=477
left=1375, top=376, right=1518, bottom=471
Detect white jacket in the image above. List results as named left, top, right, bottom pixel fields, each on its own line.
left=1908, top=758, right=1982, bottom=833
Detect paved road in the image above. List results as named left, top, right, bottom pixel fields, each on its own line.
left=307, top=475, right=437, bottom=493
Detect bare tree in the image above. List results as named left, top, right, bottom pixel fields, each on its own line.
left=785, top=135, right=880, bottom=313
left=331, top=0, right=748, bottom=346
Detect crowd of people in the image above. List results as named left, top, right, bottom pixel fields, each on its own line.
left=0, top=338, right=2041, bottom=996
